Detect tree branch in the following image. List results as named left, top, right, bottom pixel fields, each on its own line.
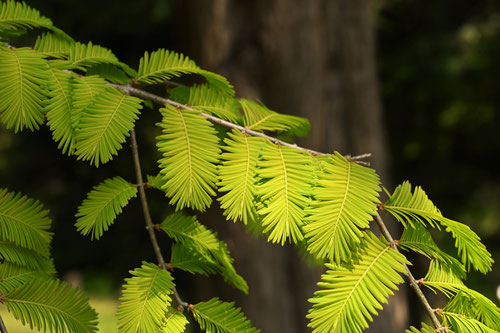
left=111, top=83, right=370, bottom=164
left=129, top=129, right=188, bottom=310
left=374, top=212, right=446, bottom=332
left=0, top=313, right=8, bottom=333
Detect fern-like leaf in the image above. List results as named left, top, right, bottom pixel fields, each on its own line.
left=156, top=105, right=220, bottom=211
left=2, top=277, right=98, bottom=333
left=71, top=74, right=107, bottom=128
left=218, top=130, right=264, bottom=224
left=0, top=188, right=52, bottom=256
left=405, top=323, right=438, bottom=333
left=441, top=311, right=497, bottom=333
left=304, top=152, right=380, bottom=263
left=399, top=223, right=465, bottom=278
left=170, top=85, right=241, bottom=123
left=45, top=68, right=78, bottom=155
left=191, top=297, right=260, bottom=333
left=157, top=308, right=188, bottom=333
left=74, top=177, right=138, bottom=240
left=256, top=141, right=313, bottom=244
left=0, top=240, right=53, bottom=271
left=0, top=46, right=48, bottom=132
left=383, top=181, right=493, bottom=273
left=117, top=262, right=174, bottom=333
left=34, top=32, right=73, bottom=58
left=161, top=213, right=248, bottom=293
left=137, top=49, right=233, bottom=94
left=240, top=99, right=310, bottom=137
left=170, top=243, right=219, bottom=276
left=0, top=262, right=54, bottom=294
left=307, top=232, right=408, bottom=333
left=75, top=87, right=142, bottom=166
left=423, top=261, right=500, bottom=330
left=87, top=63, right=134, bottom=84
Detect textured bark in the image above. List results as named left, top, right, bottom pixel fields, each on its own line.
left=174, top=0, right=408, bottom=331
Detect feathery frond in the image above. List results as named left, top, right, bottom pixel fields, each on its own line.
left=44, top=68, right=78, bottom=155
left=170, top=243, right=219, bottom=276
left=87, top=63, right=134, bottom=84
left=75, top=87, right=142, bottom=166
left=160, top=213, right=248, bottom=293
left=137, top=49, right=233, bottom=94
left=0, top=46, right=48, bottom=132
left=146, top=174, right=167, bottom=192
left=399, top=223, right=465, bottom=278
left=240, top=99, right=310, bottom=137
left=117, top=262, right=174, bottom=333
left=170, top=85, right=241, bottom=123
left=74, top=177, right=137, bottom=240
left=405, top=323, right=438, bottom=333
left=0, top=262, right=54, bottom=294
left=304, top=152, right=380, bottom=263
left=256, top=141, right=313, bottom=244
left=156, top=105, right=220, bottom=211
left=2, top=277, right=98, bottom=333
left=307, top=232, right=408, bottom=333
left=423, top=261, right=500, bottom=330
left=34, top=32, right=73, bottom=58
left=383, top=181, right=493, bottom=273
left=0, top=240, right=53, bottom=271
left=71, top=74, right=107, bottom=127
left=157, top=308, right=188, bottom=333
left=191, top=297, right=260, bottom=333
left=441, top=311, right=497, bottom=333
left=0, top=188, right=52, bottom=256
left=218, top=130, right=264, bottom=224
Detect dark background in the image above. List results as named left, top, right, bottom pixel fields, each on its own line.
left=0, top=0, right=498, bottom=331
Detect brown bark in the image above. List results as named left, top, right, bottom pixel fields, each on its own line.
left=174, top=0, right=408, bottom=331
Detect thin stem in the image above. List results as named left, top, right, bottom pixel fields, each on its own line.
left=374, top=212, right=446, bottom=332
left=111, top=83, right=370, bottom=164
left=0, top=313, right=8, bottom=333
left=129, top=129, right=188, bottom=310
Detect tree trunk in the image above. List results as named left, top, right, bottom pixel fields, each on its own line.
left=174, top=0, right=408, bottom=331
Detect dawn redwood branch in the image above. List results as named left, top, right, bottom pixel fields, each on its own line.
left=0, top=313, right=7, bottom=333
left=111, top=83, right=370, bottom=164
left=374, top=212, right=446, bottom=333
left=129, top=129, right=188, bottom=310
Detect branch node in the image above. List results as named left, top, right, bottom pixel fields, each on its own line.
left=187, top=304, right=194, bottom=312
left=434, top=308, right=443, bottom=316
left=376, top=202, right=385, bottom=210
left=166, top=262, right=174, bottom=271
left=416, top=278, right=425, bottom=286
left=154, top=223, right=161, bottom=231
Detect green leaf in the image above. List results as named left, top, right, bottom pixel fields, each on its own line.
left=307, top=232, right=408, bottom=333
left=423, top=261, right=500, bottom=330
left=2, top=277, right=98, bottom=333
left=170, top=85, right=241, bottom=123
left=240, top=99, right=310, bottom=137
left=34, top=32, right=74, bottom=58
left=0, top=1, right=71, bottom=39
left=45, top=68, right=78, bottom=155
left=0, top=240, right=53, bottom=271
left=156, top=308, right=188, bottom=333
left=137, top=49, right=234, bottom=94
left=0, top=188, right=52, bottom=256
left=218, top=130, right=264, bottom=224
left=304, top=152, right=380, bottom=264
left=117, top=262, right=174, bottom=333
left=71, top=74, right=107, bottom=127
left=444, top=291, right=500, bottom=331
left=75, top=87, right=142, bottom=166
left=64, top=41, right=135, bottom=76
left=256, top=141, right=314, bottom=244
left=160, top=213, right=248, bottom=293
left=191, top=297, right=260, bottom=333
left=399, top=223, right=465, bottom=279
left=383, top=181, right=493, bottom=273
left=405, top=323, right=438, bottom=333
left=87, top=63, right=135, bottom=84
left=74, top=177, right=138, bottom=240
left=441, top=311, right=497, bottom=333
left=0, top=262, right=54, bottom=294
left=0, top=46, right=48, bottom=132
left=156, top=105, right=220, bottom=211
left=170, top=243, right=219, bottom=276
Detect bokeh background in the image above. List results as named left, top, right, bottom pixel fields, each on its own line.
left=0, top=0, right=499, bottom=332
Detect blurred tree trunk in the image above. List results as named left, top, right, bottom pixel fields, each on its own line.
left=174, top=0, right=408, bottom=332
